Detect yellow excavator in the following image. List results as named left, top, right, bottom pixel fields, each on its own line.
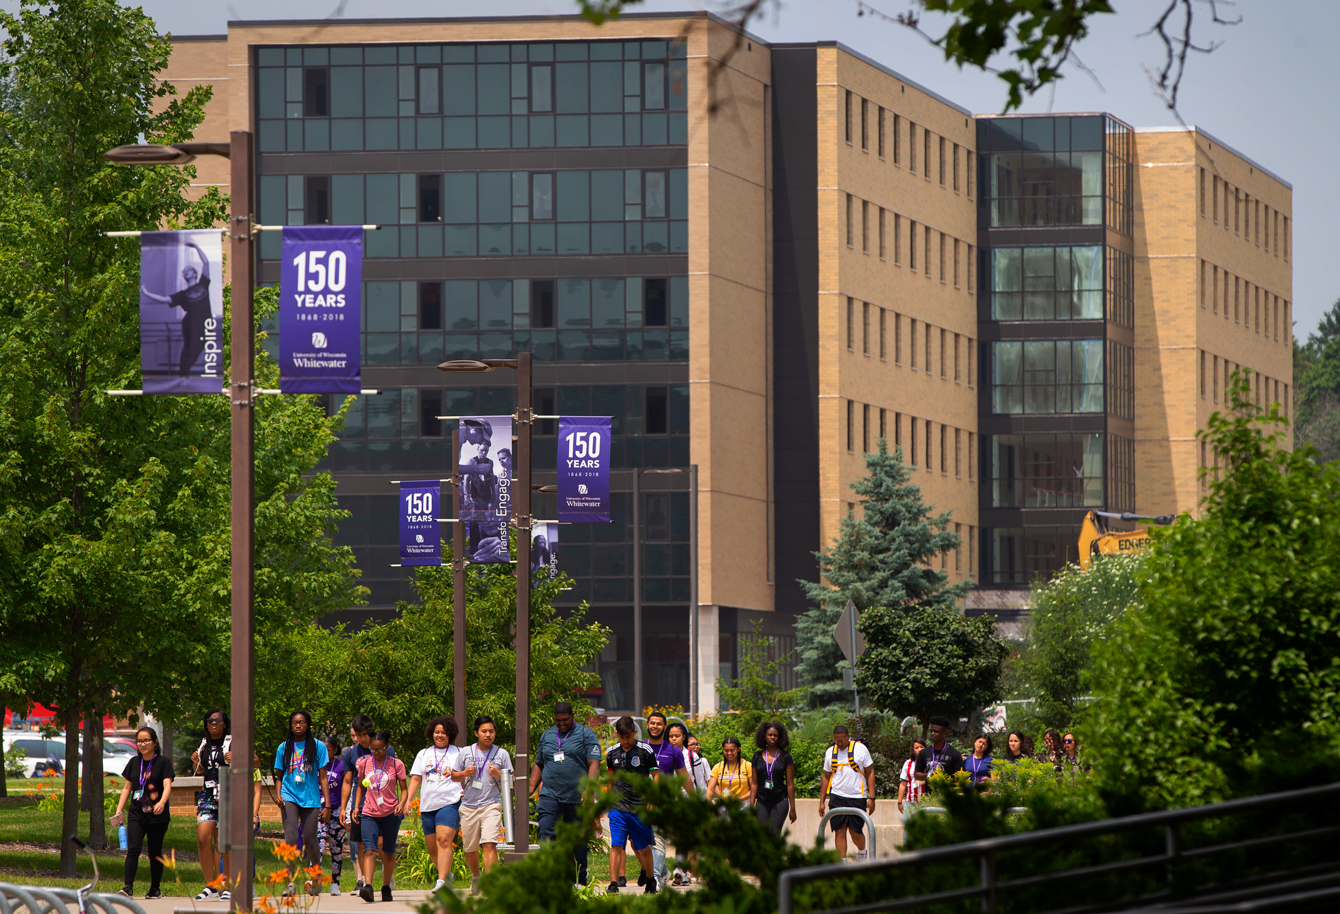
left=1078, top=511, right=1178, bottom=570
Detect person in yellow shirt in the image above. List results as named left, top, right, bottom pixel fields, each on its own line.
left=707, top=737, right=754, bottom=804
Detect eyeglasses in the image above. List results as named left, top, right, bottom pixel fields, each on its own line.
left=135, top=739, right=154, bottom=744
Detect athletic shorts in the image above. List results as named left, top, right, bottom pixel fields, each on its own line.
left=460, top=802, right=504, bottom=853
left=421, top=802, right=462, bottom=835
left=359, top=814, right=401, bottom=855
left=608, top=808, right=654, bottom=851
left=828, top=794, right=868, bottom=833
left=195, top=791, right=219, bottom=823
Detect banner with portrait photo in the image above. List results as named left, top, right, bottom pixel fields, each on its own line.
left=279, top=225, right=363, bottom=394
left=530, top=523, right=558, bottom=581
left=459, top=416, right=513, bottom=564
left=557, top=416, right=612, bottom=523
left=138, top=230, right=224, bottom=394
left=399, top=480, right=441, bottom=567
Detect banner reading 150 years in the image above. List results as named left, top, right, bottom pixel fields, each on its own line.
left=139, top=230, right=225, bottom=394
left=557, top=416, right=611, bottom=523
left=459, top=416, right=514, bottom=564
left=280, top=226, right=363, bottom=394
left=399, top=480, right=441, bottom=567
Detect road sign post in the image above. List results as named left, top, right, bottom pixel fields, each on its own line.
left=833, top=599, right=866, bottom=715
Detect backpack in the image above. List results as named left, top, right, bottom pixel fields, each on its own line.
left=196, top=735, right=231, bottom=774
left=825, top=740, right=868, bottom=797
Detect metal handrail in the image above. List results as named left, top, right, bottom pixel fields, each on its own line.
left=779, top=780, right=1340, bottom=914
left=815, top=806, right=877, bottom=860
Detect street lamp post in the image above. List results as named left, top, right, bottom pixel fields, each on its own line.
left=452, top=428, right=467, bottom=747
left=437, top=354, right=532, bottom=856
left=104, top=134, right=256, bottom=912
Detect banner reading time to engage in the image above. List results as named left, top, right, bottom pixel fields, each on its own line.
left=458, top=416, right=513, bottom=564
left=138, top=230, right=224, bottom=394
left=557, top=416, right=611, bottom=523
left=280, top=226, right=363, bottom=394
left=399, top=480, right=441, bottom=567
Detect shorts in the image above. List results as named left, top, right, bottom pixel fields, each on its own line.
left=460, top=802, right=504, bottom=853
left=359, top=815, right=401, bottom=855
left=195, top=791, right=219, bottom=823
left=607, top=808, right=654, bottom=851
left=421, top=802, right=462, bottom=834
left=828, top=794, right=868, bottom=834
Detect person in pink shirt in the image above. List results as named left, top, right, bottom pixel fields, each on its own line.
left=353, top=732, right=407, bottom=903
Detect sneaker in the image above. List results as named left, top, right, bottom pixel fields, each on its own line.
left=469, top=876, right=481, bottom=897
left=220, top=891, right=231, bottom=902
left=606, top=882, right=619, bottom=895
left=355, top=879, right=364, bottom=893
left=644, top=876, right=657, bottom=895
left=637, top=871, right=647, bottom=887
left=359, top=883, right=374, bottom=904
left=282, top=883, right=296, bottom=898
left=306, top=880, right=318, bottom=897
left=857, top=850, right=868, bottom=861
left=196, top=888, right=219, bottom=901
left=616, top=877, right=627, bottom=888
left=577, top=872, right=588, bottom=888
left=381, top=886, right=392, bottom=903
left=117, top=888, right=133, bottom=898
left=432, top=879, right=446, bottom=893
left=145, top=890, right=163, bottom=900
left=331, top=883, right=341, bottom=896
left=672, top=869, right=686, bottom=886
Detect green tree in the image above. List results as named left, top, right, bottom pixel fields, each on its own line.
left=0, top=0, right=363, bottom=868
left=1294, top=297, right=1340, bottom=462
left=796, top=440, right=969, bottom=708
left=716, top=619, right=803, bottom=731
left=857, top=606, right=1007, bottom=734
left=1088, top=374, right=1340, bottom=811
left=1013, top=552, right=1145, bottom=731
left=255, top=537, right=608, bottom=758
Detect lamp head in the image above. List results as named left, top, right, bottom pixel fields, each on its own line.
left=104, top=144, right=197, bottom=165
left=437, top=360, right=495, bottom=373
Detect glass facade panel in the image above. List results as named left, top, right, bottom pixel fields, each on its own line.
left=991, top=245, right=1103, bottom=320
left=990, top=434, right=1104, bottom=507
left=992, top=340, right=1104, bottom=414
left=988, top=527, right=1081, bottom=585
left=982, top=116, right=1105, bottom=227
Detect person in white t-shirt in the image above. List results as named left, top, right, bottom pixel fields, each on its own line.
left=403, top=716, right=463, bottom=894
left=818, top=725, right=875, bottom=861
left=896, top=738, right=926, bottom=822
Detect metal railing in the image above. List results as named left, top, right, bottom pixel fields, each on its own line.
left=815, top=806, right=878, bottom=860
left=0, top=836, right=147, bottom=914
left=779, top=781, right=1340, bottom=914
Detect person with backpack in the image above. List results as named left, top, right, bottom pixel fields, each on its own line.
left=451, top=716, right=513, bottom=895
left=273, top=710, right=331, bottom=885
left=818, top=725, right=875, bottom=861
left=406, top=716, right=464, bottom=893
left=603, top=715, right=660, bottom=895
left=191, top=709, right=232, bottom=901
left=914, top=716, right=965, bottom=784
left=354, top=731, right=407, bottom=903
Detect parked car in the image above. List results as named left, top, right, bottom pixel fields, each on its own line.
left=3, top=732, right=136, bottom=779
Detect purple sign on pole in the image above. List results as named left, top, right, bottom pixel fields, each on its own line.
left=557, top=416, right=612, bottom=523
left=280, top=226, right=363, bottom=394
left=400, top=480, right=441, bottom=567
left=459, top=416, right=514, bottom=564
left=139, top=230, right=225, bottom=394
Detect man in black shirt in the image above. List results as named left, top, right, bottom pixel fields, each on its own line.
left=914, top=716, right=964, bottom=783
left=604, top=716, right=658, bottom=895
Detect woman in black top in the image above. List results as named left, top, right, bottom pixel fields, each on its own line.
left=110, top=727, right=174, bottom=898
left=191, top=709, right=232, bottom=901
left=1003, top=730, right=1028, bottom=763
left=751, top=720, right=796, bottom=835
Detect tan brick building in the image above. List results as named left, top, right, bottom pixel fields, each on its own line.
left=164, top=12, right=1290, bottom=709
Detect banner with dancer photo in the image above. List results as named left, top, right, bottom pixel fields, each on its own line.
left=279, top=226, right=363, bottom=394
left=399, top=480, right=441, bottom=567
left=459, top=416, right=513, bottom=564
left=139, top=230, right=224, bottom=394
left=557, top=416, right=612, bottom=523
left=530, top=523, right=558, bottom=581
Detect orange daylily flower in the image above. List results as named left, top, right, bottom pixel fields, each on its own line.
left=266, top=869, right=291, bottom=886
left=272, top=841, right=302, bottom=863
left=255, top=899, right=277, bottom=914
left=280, top=895, right=297, bottom=908
left=157, top=849, right=178, bottom=869
left=206, top=873, right=228, bottom=890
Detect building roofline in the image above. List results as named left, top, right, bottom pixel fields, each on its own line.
left=1135, top=125, right=1291, bottom=189
left=167, top=34, right=227, bottom=42
left=771, top=40, right=971, bottom=116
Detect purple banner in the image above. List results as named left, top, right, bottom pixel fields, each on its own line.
left=279, top=226, right=363, bottom=394
left=400, top=480, right=440, bottom=567
left=139, top=230, right=224, bottom=394
left=459, top=416, right=513, bottom=564
left=530, top=523, right=558, bottom=581
left=557, top=416, right=612, bottom=523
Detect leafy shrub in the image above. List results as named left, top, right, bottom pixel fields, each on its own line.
left=4, top=744, right=27, bottom=780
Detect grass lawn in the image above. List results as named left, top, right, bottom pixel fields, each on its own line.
left=0, top=800, right=647, bottom=896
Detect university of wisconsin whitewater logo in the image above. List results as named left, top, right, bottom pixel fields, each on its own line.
left=415, top=534, right=424, bottom=544
left=578, top=484, right=588, bottom=495
left=311, top=332, right=328, bottom=348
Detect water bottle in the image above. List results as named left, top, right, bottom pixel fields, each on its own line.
left=118, top=824, right=128, bottom=850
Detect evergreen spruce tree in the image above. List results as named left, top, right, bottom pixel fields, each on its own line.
left=795, top=439, right=970, bottom=707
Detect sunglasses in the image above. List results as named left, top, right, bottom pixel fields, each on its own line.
left=207, top=717, right=225, bottom=724
left=1064, top=738, right=1075, bottom=743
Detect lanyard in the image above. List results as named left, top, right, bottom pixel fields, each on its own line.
left=474, top=744, right=496, bottom=776
left=930, top=742, right=947, bottom=771
left=967, top=756, right=987, bottom=780
left=555, top=726, right=570, bottom=751
left=139, top=757, right=153, bottom=790
left=764, top=750, right=778, bottom=782
left=431, top=747, right=448, bottom=775
left=373, top=754, right=388, bottom=790
left=724, top=759, right=741, bottom=787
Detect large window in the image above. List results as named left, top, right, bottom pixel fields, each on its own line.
left=990, top=434, right=1104, bottom=507
left=991, top=339, right=1104, bottom=414
left=256, top=40, right=688, bottom=153
left=259, top=168, right=688, bottom=260
left=987, top=527, right=1080, bottom=585
left=980, top=116, right=1104, bottom=227
left=991, top=245, right=1102, bottom=320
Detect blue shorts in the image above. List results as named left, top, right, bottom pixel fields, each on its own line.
left=421, top=802, right=461, bottom=834
left=359, top=814, right=401, bottom=855
left=608, top=808, right=653, bottom=851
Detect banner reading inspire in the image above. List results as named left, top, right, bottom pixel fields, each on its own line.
left=557, top=416, right=611, bottom=523
left=139, top=230, right=224, bottom=394
left=280, top=226, right=363, bottom=394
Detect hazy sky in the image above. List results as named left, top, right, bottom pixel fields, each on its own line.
left=33, top=1, right=1337, bottom=335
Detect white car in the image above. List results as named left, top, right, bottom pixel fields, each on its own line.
left=3, top=732, right=136, bottom=780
